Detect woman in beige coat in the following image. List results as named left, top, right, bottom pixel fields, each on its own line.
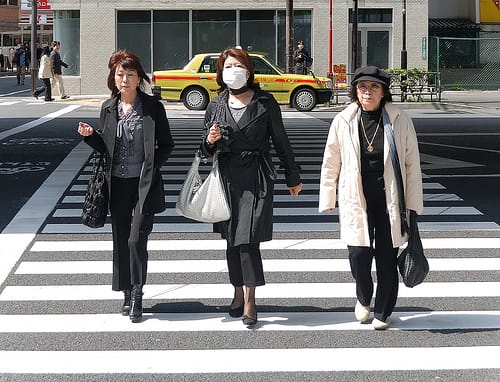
left=319, top=66, right=423, bottom=330
left=32, top=46, right=54, bottom=101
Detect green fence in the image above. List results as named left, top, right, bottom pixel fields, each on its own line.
left=430, top=36, right=500, bottom=90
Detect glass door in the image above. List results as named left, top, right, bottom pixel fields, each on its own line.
left=366, top=29, right=390, bottom=68
left=351, top=26, right=391, bottom=70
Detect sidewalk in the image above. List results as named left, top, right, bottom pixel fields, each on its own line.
left=3, top=67, right=498, bottom=112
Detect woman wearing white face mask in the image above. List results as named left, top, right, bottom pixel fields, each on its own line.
left=200, top=47, right=303, bottom=327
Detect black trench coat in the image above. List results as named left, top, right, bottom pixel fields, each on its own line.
left=84, top=90, right=175, bottom=215
left=201, top=89, right=301, bottom=247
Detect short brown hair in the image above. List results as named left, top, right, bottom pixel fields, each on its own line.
left=107, top=50, right=150, bottom=98
left=215, top=47, right=259, bottom=93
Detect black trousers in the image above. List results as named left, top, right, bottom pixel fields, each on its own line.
left=226, top=243, right=265, bottom=287
left=348, top=173, right=399, bottom=322
left=110, top=176, right=154, bottom=291
left=33, top=78, right=52, bottom=101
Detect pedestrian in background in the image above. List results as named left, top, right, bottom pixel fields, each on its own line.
left=77, top=50, right=175, bottom=323
left=293, top=40, right=312, bottom=75
left=202, top=47, right=302, bottom=327
left=36, top=42, right=43, bottom=67
left=33, top=46, right=54, bottom=101
left=319, top=66, right=423, bottom=330
left=50, top=41, right=70, bottom=99
left=14, top=43, right=29, bottom=85
left=8, top=47, right=15, bottom=71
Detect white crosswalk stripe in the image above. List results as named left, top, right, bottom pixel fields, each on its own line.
left=1, top=311, right=499, bottom=332
left=1, top=347, right=498, bottom=374
left=14, top=258, right=500, bottom=274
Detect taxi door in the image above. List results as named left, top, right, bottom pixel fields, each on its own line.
left=251, top=57, right=285, bottom=102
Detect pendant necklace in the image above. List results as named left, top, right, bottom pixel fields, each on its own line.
left=360, top=114, right=381, bottom=153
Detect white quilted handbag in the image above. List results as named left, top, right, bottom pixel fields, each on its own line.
left=176, top=151, right=231, bottom=223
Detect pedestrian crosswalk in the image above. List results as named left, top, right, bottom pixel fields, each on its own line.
left=0, top=236, right=499, bottom=379
left=1, top=118, right=499, bottom=380
left=40, top=120, right=500, bottom=233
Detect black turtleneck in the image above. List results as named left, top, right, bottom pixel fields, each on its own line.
left=358, top=107, right=384, bottom=173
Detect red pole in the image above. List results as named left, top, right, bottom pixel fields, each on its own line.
left=328, top=0, right=333, bottom=77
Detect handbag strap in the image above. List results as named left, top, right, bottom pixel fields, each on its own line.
left=382, top=110, right=409, bottom=235
left=92, top=151, right=106, bottom=173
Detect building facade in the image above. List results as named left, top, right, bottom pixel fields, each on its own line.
left=44, top=0, right=500, bottom=95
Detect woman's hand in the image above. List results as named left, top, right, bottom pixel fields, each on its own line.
left=288, top=183, right=303, bottom=196
left=206, top=123, right=222, bottom=145
left=78, top=121, right=94, bottom=137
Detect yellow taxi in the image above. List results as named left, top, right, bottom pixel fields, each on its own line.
left=152, top=53, right=332, bottom=112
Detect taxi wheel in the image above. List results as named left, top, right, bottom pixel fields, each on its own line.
left=182, top=87, right=209, bottom=110
left=292, top=88, right=317, bottom=112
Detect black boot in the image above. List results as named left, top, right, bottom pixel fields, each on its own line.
left=121, top=290, right=131, bottom=316
left=129, top=285, right=143, bottom=323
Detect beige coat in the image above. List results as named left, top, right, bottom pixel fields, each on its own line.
left=319, top=102, right=423, bottom=247
left=38, top=55, right=52, bottom=79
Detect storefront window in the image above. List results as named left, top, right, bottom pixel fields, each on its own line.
left=240, top=10, right=276, bottom=62
left=114, top=9, right=310, bottom=72
left=153, top=10, right=189, bottom=70
left=117, top=11, right=151, bottom=72
left=192, top=10, right=236, bottom=54
left=53, top=10, right=80, bottom=76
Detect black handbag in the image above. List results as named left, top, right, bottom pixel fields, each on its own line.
left=82, top=151, right=109, bottom=228
left=398, top=210, right=429, bottom=288
left=384, top=111, right=429, bottom=288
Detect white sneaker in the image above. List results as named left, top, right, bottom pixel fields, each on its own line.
left=372, top=317, right=391, bottom=330
left=354, top=300, right=370, bottom=322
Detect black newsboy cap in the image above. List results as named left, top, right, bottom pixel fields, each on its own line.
left=351, top=66, right=391, bottom=87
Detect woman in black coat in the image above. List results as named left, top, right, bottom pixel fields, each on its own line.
left=202, top=47, right=302, bottom=326
left=77, top=50, right=174, bottom=323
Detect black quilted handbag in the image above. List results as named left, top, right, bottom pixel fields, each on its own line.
left=82, top=151, right=108, bottom=228
left=397, top=210, right=429, bottom=288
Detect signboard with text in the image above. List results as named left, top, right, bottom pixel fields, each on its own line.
left=334, top=64, right=347, bottom=90
left=19, top=13, right=54, bottom=25
left=480, top=0, right=500, bottom=22
left=21, top=0, right=51, bottom=11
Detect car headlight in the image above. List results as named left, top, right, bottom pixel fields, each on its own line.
left=317, top=79, right=332, bottom=88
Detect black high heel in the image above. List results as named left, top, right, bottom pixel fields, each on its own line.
left=121, top=289, right=131, bottom=316
left=229, top=300, right=244, bottom=318
left=129, top=285, right=143, bottom=323
left=242, top=313, right=258, bottom=326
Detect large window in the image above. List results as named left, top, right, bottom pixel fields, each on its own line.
left=192, top=10, right=236, bottom=54
left=53, top=10, right=80, bottom=75
left=240, top=10, right=276, bottom=60
left=115, top=9, right=311, bottom=73
left=117, top=11, right=151, bottom=72
left=153, top=11, right=189, bottom=71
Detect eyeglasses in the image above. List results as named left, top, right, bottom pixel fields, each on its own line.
left=356, top=84, right=382, bottom=92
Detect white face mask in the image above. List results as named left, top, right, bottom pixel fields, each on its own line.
left=222, top=66, right=248, bottom=90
